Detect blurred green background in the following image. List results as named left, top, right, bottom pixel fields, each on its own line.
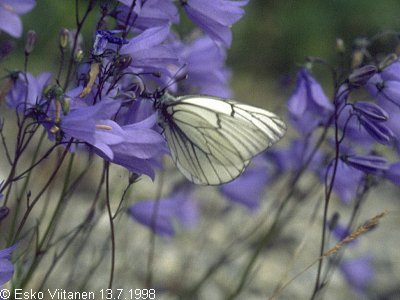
left=3, top=0, right=400, bottom=105
left=2, top=1, right=400, bottom=297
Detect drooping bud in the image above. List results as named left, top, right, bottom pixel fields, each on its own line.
left=59, top=28, right=70, bottom=49
left=353, top=101, right=388, bottom=122
left=348, top=65, right=377, bottom=88
left=24, top=30, right=37, bottom=55
left=75, top=49, right=84, bottom=62
left=341, top=154, right=389, bottom=175
left=60, top=97, right=70, bottom=115
left=336, top=38, right=345, bottom=54
left=357, top=116, right=394, bottom=145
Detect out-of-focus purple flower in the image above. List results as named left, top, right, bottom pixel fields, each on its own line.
left=128, top=192, right=198, bottom=237
left=366, top=60, right=400, bottom=110
left=340, top=256, right=374, bottom=295
left=182, top=0, right=249, bottom=48
left=174, top=36, right=232, bottom=98
left=383, top=161, right=400, bottom=185
left=0, top=0, right=36, bottom=38
left=115, top=0, right=179, bottom=31
left=219, top=163, right=270, bottom=211
left=6, top=72, right=52, bottom=113
left=341, top=154, right=389, bottom=176
left=92, top=30, right=128, bottom=56
left=323, top=159, right=364, bottom=204
left=0, top=244, right=17, bottom=285
left=330, top=222, right=350, bottom=240
left=0, top=39, right=14, bottom=59
left=120, top=26, right=181, bottom=83
left=287, top=68, right=334, bottom=134
left=328, top=216, right=358, bottom=247
left=266, top=139, right=324, bottom=174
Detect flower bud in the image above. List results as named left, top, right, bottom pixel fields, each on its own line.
left=75, top=49, right=84, bottom=62
left=358, top=116, right=394, bottom=145
left=61, top=97, right=70, bottom=115
left=59, top=28, right=70, bottom=49
left=353, top=101, right=388, bottom=121
left=336, top=38, right=345, bottom=54
left=24, top=30, right=37, bottom=55
left=348, top=65, right=377, bottom=88
left=341, top=154, right=389, bottom=175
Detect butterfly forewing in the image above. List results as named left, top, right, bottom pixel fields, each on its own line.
left=159, top=94, right=286, bottom=185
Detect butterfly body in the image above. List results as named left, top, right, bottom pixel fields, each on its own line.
left=156, top=94, right=286, bottom=185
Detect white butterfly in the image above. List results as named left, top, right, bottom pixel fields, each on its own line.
left=156, top=94, right=286, bottom=185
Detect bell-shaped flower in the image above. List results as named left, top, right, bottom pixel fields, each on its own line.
left=58, top=99, right=123, bottom=159
left=6, top=71, right=52, bottom=113
left=120, top=25, right=181, bottom=82
left=339, top=256, right=374, bottom=296
left=115, top=0, right=179, bottom=31
left=0, top=244, right=17, bottom=285
left=287, top=68, right=334, bottom=134
left=0, top=0, right=36, bottom=38
left=128, top=192, right=199, bottom=237
left=366, top=60, right=400, bottom=110
left=182, top=0, right=249, bottom=48
left=322, top=159, right=364, bottom=204
left=174, top=35, right=232, bottom=97
left=219, top=162, right=270, bottom=211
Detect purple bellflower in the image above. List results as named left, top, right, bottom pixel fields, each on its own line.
left=366, top=60, right=400, bottom=110
left=323, top=159, right=364, bottom=204
left=266, top=138, right=324, bottom=174
left=0, top=244, right=17, bottom=285
left=287, top=68, right=334, bottom=135
left=120, top=25, right=181, bottom=85
left=115, top=0, right=179, bottom=31
left=6, top=72, right=52, bottom=113
left=58, top=99, right=124, bottom=159
left=181, top=0, right=249, bottom=48
left=219, top=162, right=270, bottom=211
left=174, top=36, right=232, bottom=98
left=128, top=192, right=199, bottom=237
left=0, top=0, right=36, bottom=38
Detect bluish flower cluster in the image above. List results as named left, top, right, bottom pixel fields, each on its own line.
left=0, top=0, right=397, bottom=297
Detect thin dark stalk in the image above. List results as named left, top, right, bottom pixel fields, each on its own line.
left=105, top=163, right=115, bottom=289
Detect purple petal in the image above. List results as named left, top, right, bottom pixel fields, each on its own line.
left=220, top=165, right=269, bottom=211
left=128, top=192, right=198, bottom=237
left=340, top=256, right=374, bottom=293
left=121, top=26, right=170, bottom=54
